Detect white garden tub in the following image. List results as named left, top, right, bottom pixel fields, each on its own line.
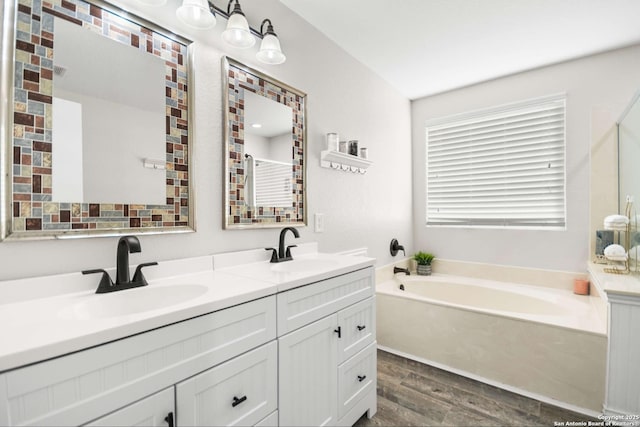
left=376, top=273, right=607, bottom=413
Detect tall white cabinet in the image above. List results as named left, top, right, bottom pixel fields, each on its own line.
left=590, top=262, right=640, bottom=416
left=604, top=291, right=640, bottom=415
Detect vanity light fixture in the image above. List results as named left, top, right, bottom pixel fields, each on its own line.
left=176, top=0, right=216, bottom=29
left=141, top=0, right=287, bottom=64
left=221, top=0, right=255, bottom=48
left=138, top=0, right=287, bottom=65
left=256, top=19, right=286, bottom=65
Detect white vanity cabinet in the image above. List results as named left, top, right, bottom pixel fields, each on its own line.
left=0, top=296, right=277, bottom=426
left=604, top=291, right=640, bottom=416
left=0, top=251, right=377, bottom=427
left=277, top=267, right=377, bottom=427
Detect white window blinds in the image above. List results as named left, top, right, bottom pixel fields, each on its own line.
left=252, top=158, right=293, bottom=208
left=425, top=94, right=566, bottom=228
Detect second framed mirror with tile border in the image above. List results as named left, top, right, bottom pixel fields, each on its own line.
left=223, top=56, right=307, bottom=229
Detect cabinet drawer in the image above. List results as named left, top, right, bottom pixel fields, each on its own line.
left=277, top=267, right=374, bottom=335
left=337, top=342, right=377, bottom=421
left=176, top=341, right=277, bottom=427
left=254, top=410, right=278, bottom=426
left=338, top=297, right=376, bottom=363
left=1, top=296, right=276, bottom=426
left=84, top=387, right=174, bottom=427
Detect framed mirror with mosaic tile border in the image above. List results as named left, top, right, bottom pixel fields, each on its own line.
left=222, top=56, right=307, bottom=229
left=0, top=0, right=194, bottom=240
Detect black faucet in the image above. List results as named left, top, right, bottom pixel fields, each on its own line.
left=83, top=235, right=158, bottom=293
left=266, top=227, right=300, bottom=263
left=116, top=235, right=140, bottom=285
left=394, top=267, right=410, bottom=275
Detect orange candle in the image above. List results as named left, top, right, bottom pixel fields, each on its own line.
left=573, top=278, right=590, bottom=295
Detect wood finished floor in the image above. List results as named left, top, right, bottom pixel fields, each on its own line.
left=354, top=350, right=597, bottom=427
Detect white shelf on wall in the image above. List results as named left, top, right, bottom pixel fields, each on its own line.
left=320, top=150, right=372, bottom=174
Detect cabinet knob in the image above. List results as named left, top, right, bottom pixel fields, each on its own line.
left=357, top=375, right=367, bottom=382
left=357, top=325, right=366, bottom=331
left=164, top=412, right=174, bottom=427
left=333, top=326, right=342, bottom=338
left=232, top=395, right=247, bottom=407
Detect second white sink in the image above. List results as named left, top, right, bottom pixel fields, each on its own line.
left=270, top=259, right=339, bottom=273
left=58, top=284, right=209, bottom=320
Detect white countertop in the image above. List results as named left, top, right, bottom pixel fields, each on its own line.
left=588, top=262, right=640, bottom=298
left=213, top=245, right=375, bottom=292
left=0, top=244, right=375, bottom=372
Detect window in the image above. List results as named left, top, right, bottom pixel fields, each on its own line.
left=425, top=94, right=566, bottom=229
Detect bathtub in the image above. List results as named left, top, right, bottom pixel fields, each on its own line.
left=376, top=273, right=607, bottom=413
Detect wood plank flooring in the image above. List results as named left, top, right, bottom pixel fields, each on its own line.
left=354, top=349, right=597, bottom=427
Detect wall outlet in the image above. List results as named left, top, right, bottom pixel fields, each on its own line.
left=314, top=213, right=325, bottom=233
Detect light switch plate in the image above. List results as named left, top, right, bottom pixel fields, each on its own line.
left=314, top=213, right=325, bottom=233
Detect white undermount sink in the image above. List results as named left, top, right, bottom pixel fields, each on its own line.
left=270, top=258, right=339, bottom=273
left=58, top=284, right=209, bottom=320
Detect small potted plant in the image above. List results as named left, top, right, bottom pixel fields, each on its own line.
left=413, top=251, right=435, bottom=276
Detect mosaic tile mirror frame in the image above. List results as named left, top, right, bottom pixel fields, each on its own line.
left=223, top=57, right=307, bottom=229
left=0, top=0, right=194, bottom=240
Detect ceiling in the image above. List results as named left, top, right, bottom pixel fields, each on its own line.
left=279, top=0, right=640, bottom=100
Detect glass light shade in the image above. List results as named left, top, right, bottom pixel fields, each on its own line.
left=176, top=0, right=216, bottom=29
left=221, top=13, right=255, bottom=48
left=256, top=33, right=286, bottom=65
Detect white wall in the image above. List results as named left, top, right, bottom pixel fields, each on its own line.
left=0, top=0, right=413, bottom=280
left=268, top=133, right=292, bottom=163
left=51, top=97, right=83, bottom=202
left=55, top=89, right=166, bottom=205
left=412, top=44, right=640, bottom=273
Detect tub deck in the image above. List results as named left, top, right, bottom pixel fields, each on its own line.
left=377, top=273, right=606, bottom=335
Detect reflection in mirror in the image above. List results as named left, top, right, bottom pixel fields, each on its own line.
left=52, top=18, right=166, bottom=204
left=243, top=91, right=294, bottom=208
left=3, top=0, right=193, bottom=239
left=619, top=91, right=640, bottom=221
left=618, top=91, right=640, bottom=244
left=223, top=57, right=306, bottom=229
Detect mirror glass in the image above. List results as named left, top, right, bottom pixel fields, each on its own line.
left=619, top=91, right=640, bottom=218
left=51, top=18, right=166, bottom=204
left=3, top=0, right=193, bottom=239
left=244, top=91, right=294, bottom=208
left=223, top=57, right=306, bottom=228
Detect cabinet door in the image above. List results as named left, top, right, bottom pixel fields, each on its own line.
left=337, top=296, right=376, bottom=363
left=605, top=298, right=640, bottom=415
left=254, top=411, right=278, bottom=427
left=84, top=387, right=174, bottom=427
left=176, top=341, right=277, bottom=427
left=278, top=314, right=339, bottom=427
